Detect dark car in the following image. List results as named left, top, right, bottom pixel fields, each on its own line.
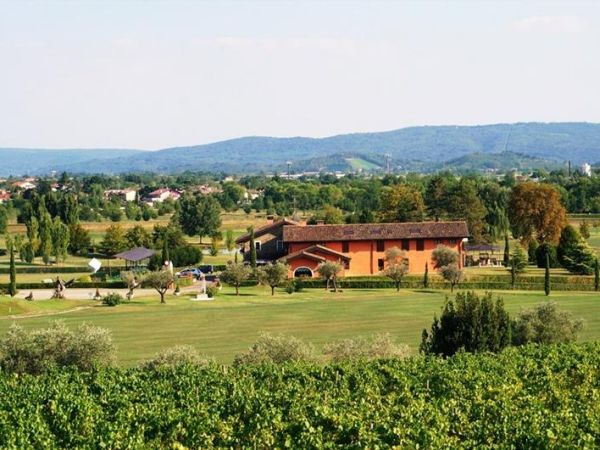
left=198, top=265, right=214, bottom=274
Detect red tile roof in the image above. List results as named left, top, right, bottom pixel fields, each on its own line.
left=279, top=244, right=351, bottom=262
left=282, top=221, right=469, bottom=243
left=235, top=218, right=300, bottom=244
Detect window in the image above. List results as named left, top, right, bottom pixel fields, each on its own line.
left=255, top=241, right=261, bottom=251
left=401, top=239, right=410, bottom=251
left=376, top=240, right=385, bottom=252
left=403, top=257, right=410, bottom=270
left=449, top=238, right=457, bottom=245
left=342, top=241, right=349, bottom=253
left=378, top=258, right=385, bottom=271
left=416, top=239, right=425, bottom=251
left=276, top=240, right=285, bottom=252
left=434, top=239, right=443, bottom=245
left=343, top=260, right=350, bottom=270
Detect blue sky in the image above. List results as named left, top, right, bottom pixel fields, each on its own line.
left=1, top=0, right=599, bottom=149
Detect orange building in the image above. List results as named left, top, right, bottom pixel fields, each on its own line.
left=280, top=221, right=468, bottom=277
left=237, top=219, right=469, bottom=278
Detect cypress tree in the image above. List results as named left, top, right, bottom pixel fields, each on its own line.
left=595, top=259, right=599, bottom=292
left=8, top=238, right=17, bottom=297
left=423, top=262, right=429, bottom=288
left=544, top=252, right=551, bottom=296
left=248, top=226, right=257, bottom=271
left=503, top=234, right=510, bottom=267
left=162, top=238, right=169, bottom=264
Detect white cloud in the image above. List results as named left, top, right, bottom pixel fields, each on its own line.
left=512, top=15, right=589, bottom=33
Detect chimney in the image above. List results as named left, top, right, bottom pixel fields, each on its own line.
left=266, top=214, right=275, bottom=224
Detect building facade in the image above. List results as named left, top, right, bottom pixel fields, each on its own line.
left=237, top=219, right=469, bottom=278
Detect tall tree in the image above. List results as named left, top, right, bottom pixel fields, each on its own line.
left=544, top=253, right=551, bottom=296
left=7, top=236, right=17, bottom=297
left=379, top=184, right=425, bottom=223
left=0, top=206, right=7, bottom=234
left=100, top=224, right=128, bottom=256
left=178, top=194, right=222, bottom=242
left=508, top=182, right=567, bottom=245
left=503, top=234, right=510, bottom=267
left=51, top=217, right=70, bottom=264
left=595, top=259, right=599, bottom=292
left=248, top=226, right=257, bottom=271
left=509, top=245, right=527, bottom=288
left=423, top=262, right=429, bottom=288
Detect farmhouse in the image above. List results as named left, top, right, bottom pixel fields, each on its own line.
left=104, top=189, right=137, bottom=202
left=237, top=219, right=469, bottom=277
left=143, top=188, right=181, bottom=204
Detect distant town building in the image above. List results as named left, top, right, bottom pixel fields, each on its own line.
left=581, top=163, right=592, bottom=177
left=0, top=190, right=10, bottom=204
left=104, top=189, right=137, bottom=202
left=143, top=188, right=181, bottom=204
left=12, top=180, right=36, bottom=191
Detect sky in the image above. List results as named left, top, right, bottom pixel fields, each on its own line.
left=1, top=0, right=600, bottom=150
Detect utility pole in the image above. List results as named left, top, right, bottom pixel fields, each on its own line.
left=286, top=161, right=292, bottom=179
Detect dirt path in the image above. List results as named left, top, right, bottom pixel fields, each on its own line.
left=1, top=305, right=95, bottom=320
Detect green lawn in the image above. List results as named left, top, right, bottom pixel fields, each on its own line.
left=1, top=286, right=599, bottom=366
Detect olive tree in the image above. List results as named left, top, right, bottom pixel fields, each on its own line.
left=220, top=262, right=252, bottom=295
left=316, top=261, right=343, bottom=292
left=382, top=246, right=408, bottom=291
left=512, top=302, right=584, bottom=345
left=256, top=262, right=289, bottom=295
left=143, top=270, right=174, bottom=304
left=432, top=245, right=463, bottom=292
left=121, top=271, right=146, bottom=300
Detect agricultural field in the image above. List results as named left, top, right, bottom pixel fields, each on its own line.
left=1, top=286, right=599, bottom=366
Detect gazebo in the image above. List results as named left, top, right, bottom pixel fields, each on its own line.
left=114, top=247, right=157, bottom=269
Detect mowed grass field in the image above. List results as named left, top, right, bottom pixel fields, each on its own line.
left=1, top=286, right=599, bottom=366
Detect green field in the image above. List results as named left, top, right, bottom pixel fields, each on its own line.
left=1, top=286, right=599, bottom=366
left=345, top=157, right=381, bottom=171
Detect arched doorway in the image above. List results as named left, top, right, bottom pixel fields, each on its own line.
left=294, top=267, right=313, bottom=278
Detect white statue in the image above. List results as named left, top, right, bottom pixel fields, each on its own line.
left=199, top=272, right=207, bottom=295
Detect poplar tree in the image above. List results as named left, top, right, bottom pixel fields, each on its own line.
left=544, top=253, right=551, bottom=296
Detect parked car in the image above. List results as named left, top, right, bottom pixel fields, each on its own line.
left=198, top=265, right=214, bottom=274
left=177, top=268, right=201, bottom=279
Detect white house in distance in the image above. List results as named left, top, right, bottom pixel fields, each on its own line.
left=143, top=188, right=181, bottom=204
left=0, top=190, right=10, bottom=204
left=581, top=163, right=593, bottom=177
left=12, top=179, right=36, bottom=191
left=104, top=189, right=137, bottom=202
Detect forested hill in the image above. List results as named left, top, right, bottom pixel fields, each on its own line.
left=2, top=122, right=600, bottom=175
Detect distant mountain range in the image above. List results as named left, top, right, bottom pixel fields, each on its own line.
left=1, top=122, right=598, bottom=176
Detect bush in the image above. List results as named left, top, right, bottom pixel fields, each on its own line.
left=323, top=333, right=410, bottom=363
left=141, top=345, right=213, bottom=370
left=0, top=321, right=115, bottom=374
left=77, top=274, right=93, bottom=283
left=512, top=302, right=584, bottom=345
left=206, top=285, right=219, bottom=298
left=102, top=293, right=123, bottom=306
left=233, top=333, right=315, bottom=366
left=420, top=291, right=511, bottom=356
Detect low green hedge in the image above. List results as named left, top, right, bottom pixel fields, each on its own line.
left=0, top=281, right=127, bottom=290
left=0, top=266, right=127, bottom=275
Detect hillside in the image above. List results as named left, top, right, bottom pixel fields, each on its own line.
left=1, top=122, right=599, bottom=175
left=435, top=151, right=564, bottom=173
left=0, top=149, right=143, bottom=177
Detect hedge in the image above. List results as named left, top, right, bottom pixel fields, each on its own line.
left=0, top=266, right=127, bottom=275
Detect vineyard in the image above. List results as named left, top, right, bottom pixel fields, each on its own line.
left=0, top=343, right=598, bottom=448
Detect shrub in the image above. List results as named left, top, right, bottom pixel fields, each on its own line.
left=102, top=293, right=123, bottom=306
left=512, top=302, right=584, bottom=345
left=323, top=333, right=410, bottom=362
left=206, top=285, right=219, bottom=298
left=77, top=274, right=93, bottom=283
left=0, top=321, right=115, bottom=374
left=233, top=333, right=315, bottom=366
left=141, top=345, right=213, bottom=370
left=420, top=291, right=511, bottom=357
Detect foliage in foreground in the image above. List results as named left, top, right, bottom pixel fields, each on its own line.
left=0, top=322, right=115, bottom=375
left=0, top=343, right=598, bottom=448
